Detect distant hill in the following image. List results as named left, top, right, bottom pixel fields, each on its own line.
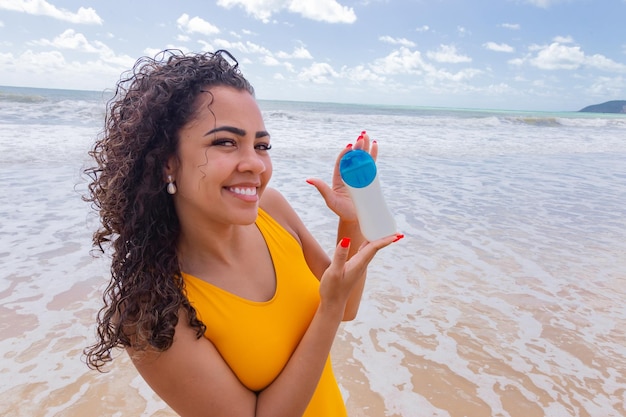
left=579, top=100, right=626, bottom=114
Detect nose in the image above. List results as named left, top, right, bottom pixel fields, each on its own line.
left=238, top=146, right=266, bottom=174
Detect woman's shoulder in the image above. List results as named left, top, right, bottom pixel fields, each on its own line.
left=259, top=187, right=303, bottom=244
left=260, top=187, right=293, bottom=216
left=260, top=187, right=330, bottom=281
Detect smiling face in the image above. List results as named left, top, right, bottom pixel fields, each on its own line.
left=166, top=86, right=272, bottom=228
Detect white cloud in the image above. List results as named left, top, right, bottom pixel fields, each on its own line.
left=271, top=59, right=386, bottom=87
left=213, top=39, right=273, bottom=56
left=515, top=41, right=626, bottom=72
left=0, top=49, right=135, bottom=90
left=212, top=38, right=281, bottom=71
left=298, top=62, right=339, bottom=84
left=0, top=20, right=4, bottom=27
left=427, top=44, right=472, bottom=63
left=289, top=0, right=356, bottom=23
left=0, top=0, right=102, bottom=24
left=484, top=42, right=515, bottom=53
left=276, top=46, right=313, bottom=59
left=195, top=41, right=214, bottom=53
left=366, top=46, right=482, bottom=92
left=261, top=55, right=281, bottom=66
left=0, top=50, right=67, bottom=81
left=379, top=36, right=416, bottom=48
left=31, top=29, right=113, bottom=55
left=433, top=67, right=482, bottom=82
left=584, top=53, right=626, bottom=72
left=260, top=55, right=295, bottom=73
left=372, top=47, right=433, bottom=75
left=500, top=23, right=520, bottom=30
left=144, top=46, right=193, bottom=59
left=586, top=76, right=625, bottom=97
left=218, top=0, right=274, bottom=24
left=217, top=0, right=356, bottom=23
left=338, top=65, right=386, bottom=84
left=525, top=0, right=567, bottom=8
left=553, top=35, right=574, bottom=43
left=415, top=25, right=429, bottom=32
left=272, top=46, right=482, bottom=91
left=457, top=26, right=470, bottom=37
left=486, top=83, right=514, bottom=95
left=531, top=43, right=585, bottom=70
left=177, top=14, right=220, bottom=35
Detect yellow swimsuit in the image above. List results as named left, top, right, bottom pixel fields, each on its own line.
left=182, top=208, right=347, bottom=416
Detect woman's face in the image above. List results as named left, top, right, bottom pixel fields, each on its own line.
left=167, top=86, right=272, bottom=227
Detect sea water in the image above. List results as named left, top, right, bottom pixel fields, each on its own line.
left=1, top=85, right=625, bottom=416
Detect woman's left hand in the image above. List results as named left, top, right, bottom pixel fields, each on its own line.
left=306, top=131, right=378, bottom=222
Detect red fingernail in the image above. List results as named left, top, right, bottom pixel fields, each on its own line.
left=361, top=130, right=366, bottom=135
left=340, top=237, right=351, bottom=248
left=346, top=143, right=353, bottom=149
left=372, top=140, right=377, bottom=144
left=392, top=234, right=404, bottom=242
left=305, top=179, right=314, bottom=185
left=357, top=136, right=364, bottom=141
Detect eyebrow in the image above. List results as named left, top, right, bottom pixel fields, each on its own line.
left=204, top=125, right=270, bottom=139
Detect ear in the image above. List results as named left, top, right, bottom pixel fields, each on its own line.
left=164, top=154, right=179, bottom=180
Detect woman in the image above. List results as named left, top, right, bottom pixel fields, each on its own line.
left=84, top=49, right=402, bottom=417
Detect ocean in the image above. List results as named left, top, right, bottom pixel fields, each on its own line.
left=1, top=85, right=625, bottom=417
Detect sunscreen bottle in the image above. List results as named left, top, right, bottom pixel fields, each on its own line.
left=339, top=149, right=397, bottom=241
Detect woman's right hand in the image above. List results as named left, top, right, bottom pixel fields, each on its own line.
left=318, top=234, right=397, bottom=314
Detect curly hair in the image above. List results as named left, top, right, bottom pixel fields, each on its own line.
left=84, top=50, right=254, bottom=370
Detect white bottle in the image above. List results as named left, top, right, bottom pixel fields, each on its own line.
left=339, top=149, right=397, bottom=241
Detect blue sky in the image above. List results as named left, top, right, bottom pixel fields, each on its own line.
left=1, top=0, right=625, bottom=111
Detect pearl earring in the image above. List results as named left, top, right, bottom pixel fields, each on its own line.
left=166, top=175, right=177, bottom=195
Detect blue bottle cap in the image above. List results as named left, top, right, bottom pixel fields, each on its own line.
left=339, top=149, right=377, bottom=188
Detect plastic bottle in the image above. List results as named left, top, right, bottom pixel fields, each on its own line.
left=339, top=149, right=397, bottom=241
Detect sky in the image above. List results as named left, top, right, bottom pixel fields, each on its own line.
left=1, top=0, right=626, bottom=111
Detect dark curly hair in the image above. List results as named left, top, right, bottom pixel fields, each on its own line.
left=84, top=49, right=254, bottom=370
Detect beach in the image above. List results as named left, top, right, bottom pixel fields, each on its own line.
left=1, top=86, right=625, bottom=416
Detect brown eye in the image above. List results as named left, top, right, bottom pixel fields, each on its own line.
left=212, top=139, right=237, bottom=147
left=255, top=143, right=272, bottom=151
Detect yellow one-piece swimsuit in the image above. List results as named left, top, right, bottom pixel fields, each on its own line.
left=182, top=208, right=347, bottom=416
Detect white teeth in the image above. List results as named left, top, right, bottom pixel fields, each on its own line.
left=230, top=187, right=257, bottom=196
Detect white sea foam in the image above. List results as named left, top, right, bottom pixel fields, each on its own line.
left=1, top=87, right=625, bottom=416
